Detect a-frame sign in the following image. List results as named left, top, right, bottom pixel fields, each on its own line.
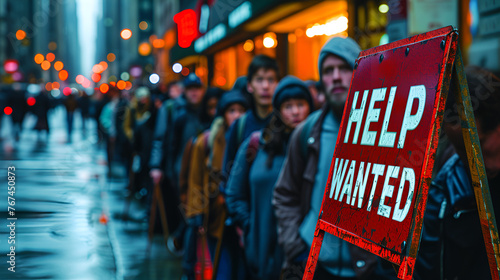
left=303, top=26, right=500, bottom=280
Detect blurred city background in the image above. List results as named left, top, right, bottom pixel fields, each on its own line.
left=0, top=0, right=498, bottom=279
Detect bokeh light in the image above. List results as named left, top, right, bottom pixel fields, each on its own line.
left=4, top=107, right=13, bottom=115
left=138, top=42, right=152, bottom=56
left=107, top=53, right=116, bottom=62
left=41, top=61, right=51, bottom=70
left=46, top=53, right=55, bottom=62
left=92, top=73, right=101, bottom=83
left=16, top=30, right=26, bottom=40
left=59, top=70, right=68, bottom=81
left=75, top=75, right=85, bottom=84
left=54, top=61, right=64, bottom=71
left=120, top=72, right=130, bottom=81
left=149, top=73, right=160, bottom=84
left=243, top=40, right=254, bottom=52
left=116, top=80, right=126, bottom=90
left=172, top=63, right=182, bottom=73
left=120, top=29, right=132, bottom=40
left=153, top=39, right=165, bottom=48
left=34, top=54, right=44, bottom=64
left=27, top=97, right=36, bottom=106
left=139, top=21, right=148, bottom=30
left=52, top=82, right=60, bottom=89
left=99, top=83, right=109, bottom=94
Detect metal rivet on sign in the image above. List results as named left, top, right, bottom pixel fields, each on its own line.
left=379, top=54, right=384, bottom=63
left=356, top=260, right=366, bottom=268
left=307, top=137, right=315, bottom=145
left=440, top=40, right=445, bottom=50
left=405, top=47, right=410, bottom=56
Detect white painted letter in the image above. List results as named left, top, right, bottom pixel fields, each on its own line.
left=344, top=90, right=368, bottom=144
left=398, top=85, right=426, bottom=149
left=339, top=160, right=356, bottom=203
left=329, top=158, right=349, bottom=200
left=377, top=165, right=400, bottom=218
left=379, top=86, right=397, bottom=147
left=351, top=162, right=372, bottom=208
left=392, top=168, right=415, bottom=222
left=367, top=164, right=385, bottom=212
left=361, top=88, right=386, bottom=146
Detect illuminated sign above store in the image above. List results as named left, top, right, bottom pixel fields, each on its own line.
left=306, top=16, right=348, bottom=37
left=228, top=1, right=252, bottom=28
left=174, top=9, right=198, bottom=48
left=194, top=23, right=227, bottom=53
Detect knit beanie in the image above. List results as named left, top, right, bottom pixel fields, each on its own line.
left=318, top=36, right=361, bottom=77
left=216, top=90, right=250, bottom=117
left=272, top=75, right=313, bottom=110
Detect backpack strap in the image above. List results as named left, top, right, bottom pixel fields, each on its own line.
left=299, top=110, right=322, bottom=159
left=246, top=131, right=261, bottom=168
left=236, top=113, right=248, bottom=146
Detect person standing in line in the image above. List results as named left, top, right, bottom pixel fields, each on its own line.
left=226, top=76, right=313, bottom=280
left=183, top=90, right=249, bottom=280
left=219, top=55, right=280, bottom=194
left=273, top=37, right=397, bottom=279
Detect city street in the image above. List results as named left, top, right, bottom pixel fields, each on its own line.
left=0, top=108, right=182, bottom=280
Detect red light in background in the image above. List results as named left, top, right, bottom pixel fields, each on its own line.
left=52, top=82, right=60, bottom=89
left=125, top=81, right=133, bottom=90
left=110, top=81, right=116, bottom=87
left=4, top=107, right=12, bottom=115
left=63, top=87, right=72, bottom=96
left=92, top=73, right=101, bottom=83
left=174, top=9, right=198, bottom=48
left=100, top=83, right=109, bottom=94
left=4, top=59, right=19, bottom=74
left=45, top=82, right=52, bottom=91
left=46, top=53, right=55, bottom=62
left=27, top=97, right=36, bottom=106
left=181, top=67, right=190, bottom=76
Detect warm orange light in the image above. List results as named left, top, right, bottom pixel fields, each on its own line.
left=45, top=82, right=52, bottom=91
left=16, top=30, right=26, bottom=40
left=34, top=54, right=44, bottom=64
left=100, top=83, right=109, bottom=94
left=76, top=75, right=85, bottom=84
left=121, top=29, right=132, bottom=40
left=92, top=64, right=104, bottom=73
left=46, top=53, right=55, bottom=62
left=107, top=53, right=116, bottom=62
left=110, top=81, right=116, bottom=87
left=116, top=80, right=126, bottom=90
left=165, top=30, right=176, bottom=48
left=216, top=76, right=226, bottom=86
left=139, top=21, right=148, bottom=30
left=153, top=39, right=165, bottom=49
left=54, top=61, right=64, bottom=71
left=59, top=70, right=68, bottom=81
left=52, top=82, right=60, bottom=89
left=243, top=40, right=254, bottom=52
left=138, top=42, right=152, bottom=56
left=99, top=61, right=108, bottom=70
left=92, top=73, right=101, bottom=83
left=125, top=81, right=133, bottom=90
left=48, top=41, right=57, bottom=50
left=181, top=67, right=190, bottom=76
left=41, top=61, right=51, bottom=70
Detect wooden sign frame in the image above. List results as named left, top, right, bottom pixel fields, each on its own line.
left=303, top=26, right=500, bottom=280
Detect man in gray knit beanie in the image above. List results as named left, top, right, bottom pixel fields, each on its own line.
left=274, top=36, right=397, bottom=279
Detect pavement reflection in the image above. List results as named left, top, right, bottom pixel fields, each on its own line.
left=0, top=108, right=182, bottom=280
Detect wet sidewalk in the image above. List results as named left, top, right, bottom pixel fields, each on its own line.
left=0, top=107, right=182, bottom=280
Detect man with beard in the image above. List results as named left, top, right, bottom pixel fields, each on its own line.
left=273, top=37, right=396, bottom=279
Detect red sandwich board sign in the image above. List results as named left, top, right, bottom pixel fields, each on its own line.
left=303, top=26, right=500, bottom=279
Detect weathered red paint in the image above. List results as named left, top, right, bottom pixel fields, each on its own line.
left=304, top=26, right=458, bottom=280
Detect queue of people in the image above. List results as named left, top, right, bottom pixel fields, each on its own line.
left=95, top=36, right=500, bottom=280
